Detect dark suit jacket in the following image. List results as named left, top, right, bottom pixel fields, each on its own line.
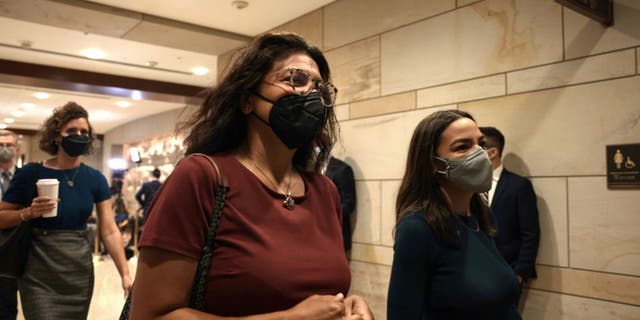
left=491, top=169, right=540, bottom=279
left=135, top=180, right=161, bottom=220
left=324, top=157, right=356, bottom=251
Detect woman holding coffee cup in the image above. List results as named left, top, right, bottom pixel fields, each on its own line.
left=0, top=102, right=132, bottom=319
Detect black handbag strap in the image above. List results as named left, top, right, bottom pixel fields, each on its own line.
left=188, top=153, right=229, bottom=310
left=119, top=154, right=229, bottom=318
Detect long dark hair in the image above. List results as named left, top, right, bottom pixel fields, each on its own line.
left=179, top=32, right=337, bottom=172
left=395, top=110, right=496, bottom=248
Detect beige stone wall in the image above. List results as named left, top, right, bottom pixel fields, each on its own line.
left=104, top=0, right=640, bottom=318
left=274, top=0, right=640, bottom=319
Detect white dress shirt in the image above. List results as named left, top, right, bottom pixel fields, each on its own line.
left=488, top=164, right=503, bottom=206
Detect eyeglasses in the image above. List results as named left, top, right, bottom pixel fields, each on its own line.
left=0, top=143, right=15, bottom=148
left=269, top=68, right=338, bottom=107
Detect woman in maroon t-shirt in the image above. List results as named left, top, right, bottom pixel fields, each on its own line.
left=129, top=32, right=374, bottom=320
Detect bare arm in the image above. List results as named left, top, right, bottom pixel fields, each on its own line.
left=130, top=247, right=359, bottom=320
left=0, top=198, right=57, bottom=229
left=96, top=199, right=132, bottom=297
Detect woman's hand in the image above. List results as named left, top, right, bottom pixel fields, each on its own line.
left=344, top=295, right=374, bottom=320
left=121, top=273, right=133, bottom=297
left=25, top=196, right=58, bottom=220
left=287, top=293, right=349, bottom=320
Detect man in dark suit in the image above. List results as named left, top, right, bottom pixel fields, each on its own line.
left=0, top=129, right=21, bottom=319
left=324, top=156, right=356, bottom=254
left=135, top=168, right=162, bottom=223
left=480, top=127, right=540, bottom=287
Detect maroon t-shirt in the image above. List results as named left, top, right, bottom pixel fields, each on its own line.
left=139, top=153, right=351, bottom=316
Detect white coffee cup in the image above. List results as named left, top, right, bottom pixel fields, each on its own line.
left=36, top=179, right=59, bottom=218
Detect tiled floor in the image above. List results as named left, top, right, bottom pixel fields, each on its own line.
left=17, top=256, right=138, bottom=320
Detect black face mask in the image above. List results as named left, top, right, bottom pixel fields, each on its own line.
left=253, top=92, right=325, bottom=149
left=61, top=134, right=91, bottom=157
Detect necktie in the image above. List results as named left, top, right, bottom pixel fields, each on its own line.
left=1, top=170, right=11, bottom=195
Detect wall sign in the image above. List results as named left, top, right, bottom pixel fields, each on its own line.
left=606, top=143, right=639, bottom=189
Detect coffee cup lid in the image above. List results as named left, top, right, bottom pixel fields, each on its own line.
left=37, top=179, right=59, bottom=185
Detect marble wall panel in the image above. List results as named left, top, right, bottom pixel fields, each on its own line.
left=417, top=74, right=505, bottom=108
left=350, top=92, right=416, bottom=119
left=380, top=180, right=401, bottom=247
left=457, top=0, right=482, bottom=7
left=529, top=265, right=640, bottom=306
left=269, top=9, right=324, bottom=49
left=461, top=76, right=640, bottom=177
left=323, top=0, right=454, bottom=50
left=350, top=243, right=394, bottom=266
left=333, top=106, right=453, bottom=180
left=381, top=0, right=562, bottom=95
left=521, top=289, right=640, bottom=320
left=530, top=177, right=568, bottom=267
left=568, top=177, right=640, bottom=276
left=325, top=36, right=381, bottom=105
left=349, top=261, right=391, bottom=320
left=507, top=49, right=636, bottom=94
left=352, top=181, right=381, bottom=244
left=335, top=104, right=350, bottom=121
left=563, top=0, right=640, bottom=59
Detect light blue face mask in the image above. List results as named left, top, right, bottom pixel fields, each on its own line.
left=0, top=147, right=14, bottom=163
left=434, top=146, right=492, bottom=193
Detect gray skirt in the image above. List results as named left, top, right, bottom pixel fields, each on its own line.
left=18, top=228, right=94, bottom=320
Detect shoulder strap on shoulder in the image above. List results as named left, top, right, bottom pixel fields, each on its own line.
left=188, top=153, right=229, bottom=189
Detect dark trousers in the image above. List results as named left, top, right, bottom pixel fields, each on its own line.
left=0, top=277, right=18, bottom=319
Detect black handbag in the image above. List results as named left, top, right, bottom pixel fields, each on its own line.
left=119, top=154, right=229, bottom=319
left=0, top=163, right=41, bottom=278
left=0, top=222, right=32, bottom=278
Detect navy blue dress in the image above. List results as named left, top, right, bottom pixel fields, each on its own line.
left=387, top=211, right=521, bottom=320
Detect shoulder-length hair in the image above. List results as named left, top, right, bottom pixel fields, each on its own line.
left=395, top=110, right=496, bottom=248
left=179, top=32, right=338, bottom=173
left=39, top=101, right=94, bottom=156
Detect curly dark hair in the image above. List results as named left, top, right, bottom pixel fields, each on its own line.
left=178, top=32, right=338, bottom=173
left=395, top=110, right=496, bottom=248
left=39, top=101, right=94, bottom=156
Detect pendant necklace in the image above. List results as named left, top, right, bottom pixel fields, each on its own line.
left=65, top=166, right=80, bottom=188
left=456, top=214, right=480, bottom=232
left=251, top=159, right=295, bottom=210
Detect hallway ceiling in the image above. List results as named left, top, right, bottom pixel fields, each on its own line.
left=0, top=0, right=335, bottom=133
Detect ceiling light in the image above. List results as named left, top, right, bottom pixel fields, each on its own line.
left=12, top=110, right=25, bottom=117
left=131, top=91, right=142, bottom=100
left=80, top=48, right=107, bottom=60
left=4, top=118, right=15, bottom=124
left=116, top=101, right=131, bottom=108
left=33, top=92, right=49, bottom=99
left=0, top=124, right=7, bottom=129
left=145, top=60, right=158, bottom=67
left=191, top=66, right=209, bottom=76
left=21, top=103, right=36, bottom=109
left=231, top=0, right=249, bottom=9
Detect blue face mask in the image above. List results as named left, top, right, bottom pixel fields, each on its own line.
left=434, top=146, right=492, bottom=193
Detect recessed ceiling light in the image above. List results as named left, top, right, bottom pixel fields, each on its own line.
left=33, top=92, right=49, bottom=99
left=21, top=103, right=36, bottom=109
left=116, top=101, right=131, bottom=108
left=231, top=0, right=249, bottom=9
left=4, top=118, right=15, bottom=124
left=12, top=110, right=25, bottom=117
left=0, top=124, right=7, bottom=129
left=191, top=66, right=209, bottom=76
left=80, top=48, right=107, bottom=60
left=145, top=60, right=158, bottom=67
